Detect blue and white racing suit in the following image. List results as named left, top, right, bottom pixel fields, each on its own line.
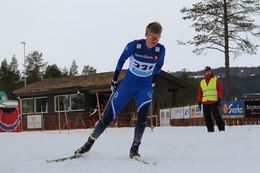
left=92, top=39, right=165, bottom=142
left=111, top=39, right=165, bottom=118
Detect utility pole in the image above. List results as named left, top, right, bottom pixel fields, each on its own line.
left=21, top=42, right=26, bottom=86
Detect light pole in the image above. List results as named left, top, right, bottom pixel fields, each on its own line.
left=21, top=42, right=26, bottom=86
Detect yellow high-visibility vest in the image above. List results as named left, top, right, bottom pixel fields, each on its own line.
left=200, top=77, right=218, bottom=102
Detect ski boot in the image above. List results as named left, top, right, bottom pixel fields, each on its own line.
left=74, top=135, right=96, bottom=156
left=129, top=141, right=141, bottom=158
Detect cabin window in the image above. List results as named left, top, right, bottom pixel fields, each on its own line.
left=55, top=95, right=69, bottom=112
left=70, top=94, right=85, bottom=111
left=21, top=98, right=34, bottom=114
left=35, top=97, right=48, bottom=113
left=54, top=94, right=85, bottom=112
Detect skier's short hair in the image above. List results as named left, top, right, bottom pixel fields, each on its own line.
left=146, top=22, right=163, bottom=34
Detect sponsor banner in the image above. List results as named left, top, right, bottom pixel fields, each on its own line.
left=190, top=105, right=204, bottom=118
left=159, top=109, right=171, bottom=126
left=244, top=101, right=260, bottom=117
left=183, top=106, right=190, bottom=119
left=27, top=114, right=42, bottom=129
left=170, top=107, right=184, bottom=119
left=170, top=105, right=203, bottom=120
left=222, top=102, right=244, bottom=118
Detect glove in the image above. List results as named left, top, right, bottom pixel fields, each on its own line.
left=216, top=99, right=221, bottom=106
left=198, top=102, right=202, bottom=111
left=111, top=80, right=118, bottom=92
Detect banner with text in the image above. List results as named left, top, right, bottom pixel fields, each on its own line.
left=222, top=102, right=244, bottom=118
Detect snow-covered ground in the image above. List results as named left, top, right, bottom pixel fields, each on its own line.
left=1, top=125, right=260, bottom=173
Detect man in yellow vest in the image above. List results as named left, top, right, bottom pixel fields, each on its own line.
left=198, top=66, right=225, bottom=132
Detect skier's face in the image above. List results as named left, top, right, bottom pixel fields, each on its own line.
left=145, top=32, right=161, bottom=48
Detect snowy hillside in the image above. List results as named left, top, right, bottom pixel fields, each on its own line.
left=1, top=126, right=260, bottom=173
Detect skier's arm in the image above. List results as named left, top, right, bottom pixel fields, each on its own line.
left=153, top=46, right=165, bottom=75
left=112, top=41, right=135, bottom=81
left=152, top=46, right=165, bottom=89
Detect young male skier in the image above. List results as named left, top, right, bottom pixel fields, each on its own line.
left=75, top=21, right=165, bottom=159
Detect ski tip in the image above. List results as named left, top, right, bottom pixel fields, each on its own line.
left=46, top=154, right=83, bottom=163
left=130, top=156, right=157, bottom=165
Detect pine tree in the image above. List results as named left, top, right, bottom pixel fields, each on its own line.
left=44, top=64, right=62, bottom=79
left=82, top=65, right=97, bottom=75
left=25, top=51, right=48, bottom=84
left=180, top=0, right=260, bottom=100
left=69, top=59, right=78, bottom=76
left=0, top=58, right=9, bottom=81
left=0, top=57, right=21, bottom=99
left=9, top=55, right=20, bottom=76
left=62, top=66, right=69, bottom=76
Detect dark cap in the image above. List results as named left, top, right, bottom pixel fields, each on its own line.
left=205, top=66, right=211, bottom=72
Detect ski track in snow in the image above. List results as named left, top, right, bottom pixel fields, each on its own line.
left=1, top=126, right=260, bottom=173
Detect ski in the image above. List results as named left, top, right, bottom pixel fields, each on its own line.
left=46, top=154, right=156, bottom=165
left=131, top=156, right=157, bottom=165
left=46, top=154, right=83, bottom=163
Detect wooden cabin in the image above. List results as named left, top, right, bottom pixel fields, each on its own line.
left=13, top=70, right=184, bottom=130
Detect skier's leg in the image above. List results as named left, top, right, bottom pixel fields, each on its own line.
left=74, top=103, right=114, bottom=155
left=134, top=102, right=151, bottom=143
left=75, top=83, right=133, bottom=155
left=203, top=104, right=214, bottom=132
left=130, top=88, right=152, bottom=158
left=91, top=103, right=114, bottom=138
left=130, top=102, right=151, bottom=158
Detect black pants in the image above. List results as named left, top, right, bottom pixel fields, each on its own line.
left=203, top=103, right=225, bottom=132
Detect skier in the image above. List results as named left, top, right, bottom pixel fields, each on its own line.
left=74, top=21, right=165, bottom=159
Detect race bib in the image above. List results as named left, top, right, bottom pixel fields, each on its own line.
left=129, top=56, right=155, bottom=77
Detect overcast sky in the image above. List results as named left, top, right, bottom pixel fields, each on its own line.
left=1, top=0, right=260, bottom=74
